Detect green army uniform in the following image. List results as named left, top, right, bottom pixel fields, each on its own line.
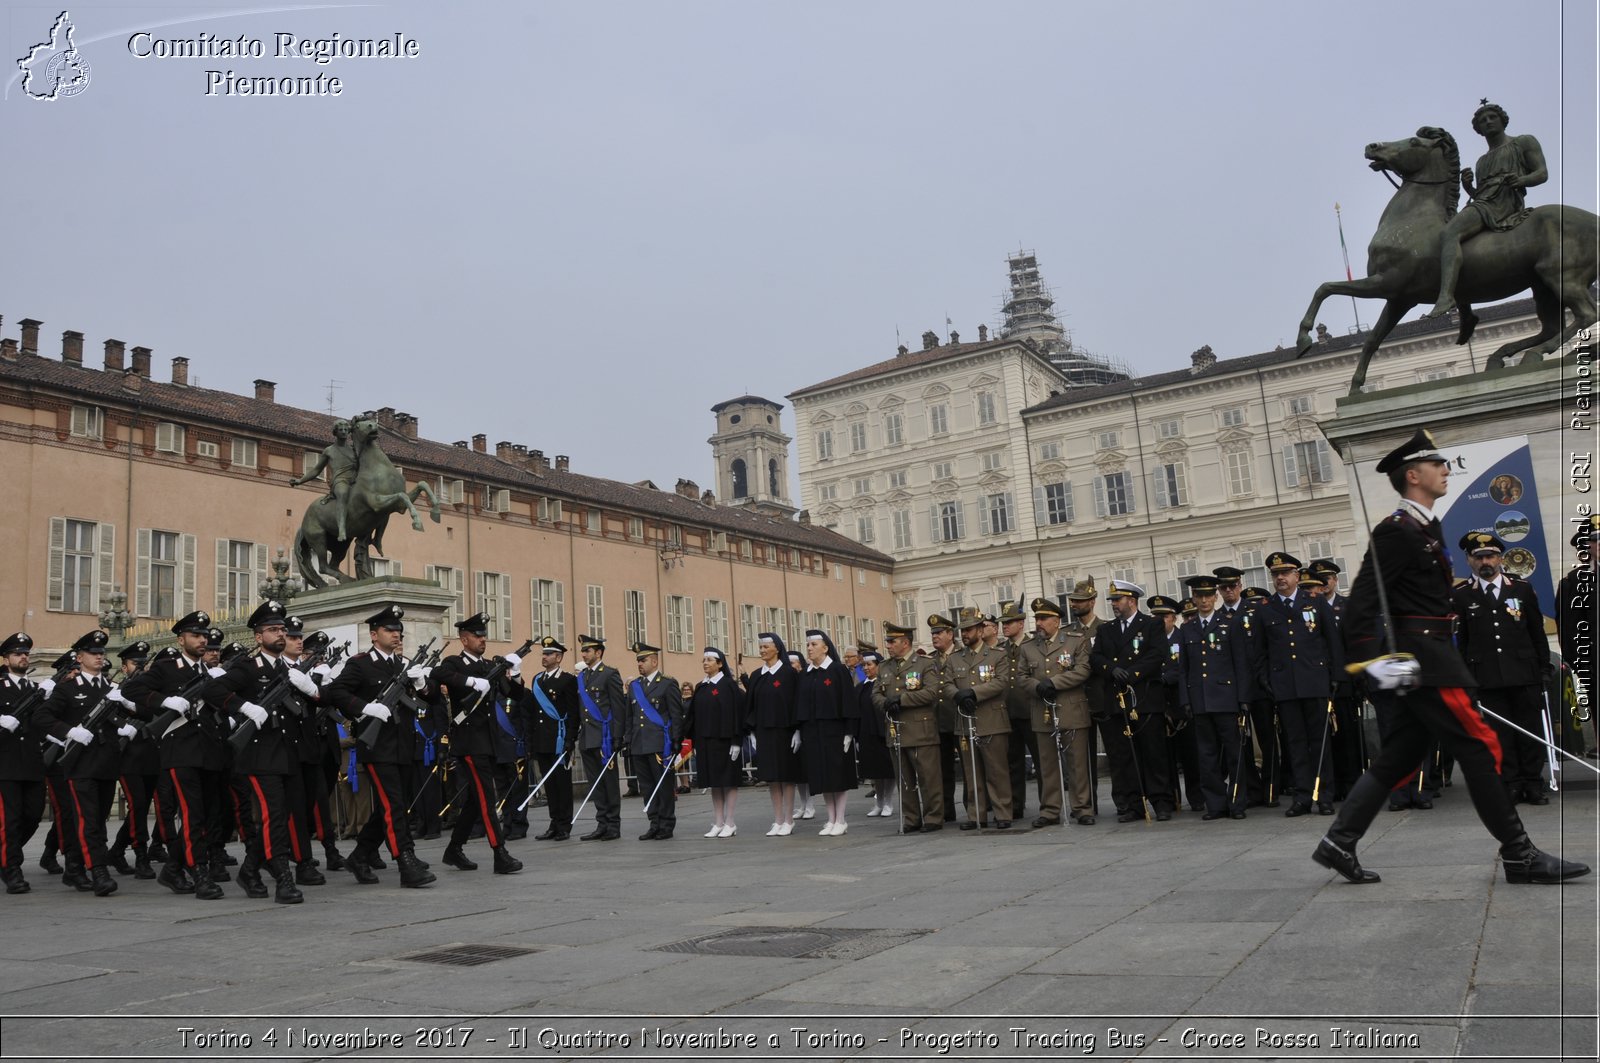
left=946, top=608, right=1014, bottom=828
left=872, top=622, right=947, bottom=832
left=1019, top=598, right=1095, bottom=825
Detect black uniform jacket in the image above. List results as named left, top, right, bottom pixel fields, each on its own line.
left=1452, top=576, right=1547, bottom=689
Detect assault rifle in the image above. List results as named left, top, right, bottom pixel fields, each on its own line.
left=7, top=657, right=83, bottom=730
left=226, top=644, right=337, bottom=755
left=450, top=638, right=536, bottom=727
left=43, top=678, right=131, bottom=773
left=355, top=637, right=440, bottom=753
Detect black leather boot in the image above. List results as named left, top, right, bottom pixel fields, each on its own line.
left=90, top=866, right=118, bottom=897
left=208, top=857, right=232, bottom=883
left=396, top=850, right=436, bottom=888
left=442, top=845, right=477, bottom=871
left=39, top=848, right=62, bottom=875
left=107, top=846, right=134, bottom=876
left=63, top=860, right=92, bottom=891
left=236, top=853, right=269, bottom=899
left=157, top=860, right=196, bottom=894
left=492, top=847, right=523, bottom=874
left=346, top=847, right=380, bottom=885
left=322, top=844, right=346, bottom=871
left=295, top=860, right=326, bottom=886
left=270, top=858, right=304, bottom=904
left=132, top=848, right=157, bottom=880
left=1312, top=836, right=1380, bottom=884
left=192, top=864, right=223, bottom=901
left=1501, top=837, right=1592, bottom=884
left=147, top=842, right=168, bottom=863
left=2, top=867, right=30, bottom=894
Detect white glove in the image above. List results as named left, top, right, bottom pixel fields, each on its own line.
left=117, top=723, right=139, bottom=739
left=843, top=734, right=854, bottom=752
left=239, top=702, right=268, bottom=727
left=361, top=702, right=391, bottom=722
left=287, top=668, right=319, bottom=697
left=106, top=687, right=131, bottom=706
left=1364, top=656, right=1421, bottom=691
left=465, top=676, right=491, bottom=694
left=748, top=734, right=757, bottom=753
left=161, top=696, right=191, bottom=714
left=729, top=743, right=741, bottom=761
left=502, top=652, right=522, bottom=671
left=311, top=664, right=332, bottom=680
left=67, top=725, right=95, bottom=745
left=208, top=667, right=226, bottom=678
left=36, top=678, right=55, bottom=696
left=0, top=714, right=19, bottom=733
left=790, top=730, right=801, bottom=752
left=406, top=664, right=431, bottom=682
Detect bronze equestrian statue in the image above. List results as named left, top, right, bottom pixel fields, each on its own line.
left=1295, top=113, right=1597, bottom=392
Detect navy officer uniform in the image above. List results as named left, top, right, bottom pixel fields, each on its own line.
left=526, top=637, right=579, bottom=841
left=1089, top=581, right=1172, bottom=821
left=575, top=634, right=630, bottom=841
left=1179, top=577, right=1253, bottom=819
left=630, top=642, right=686, bottom=840
left=1256, top=552, right=1344, bottom=816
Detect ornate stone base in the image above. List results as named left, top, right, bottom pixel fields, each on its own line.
left=288, top=576, right=460, bottom=657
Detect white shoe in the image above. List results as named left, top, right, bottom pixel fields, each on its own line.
left=777, top=822, right=793, bottom=836
left=879, top=802, right=894, bottom=816
left=791, top=808, right=802, bottom=820
left=718, top=824, right=737, bottom=838
left=800, top=807, right=816, bottom=819
left=819, top=823, right=835, bottom=835
left=832, top=822, right=848, bottom=836
left=704, top=825, right=723, bottom=838
left=765, top=823, right=781, bottom=836
left=865, top=807, right=880, bottom=817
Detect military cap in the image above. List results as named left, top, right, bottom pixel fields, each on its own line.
left=577, top=634, right=606, bottom=650
left=925, top=613, right=955, bottom=633
left=1459, top=530, right=1505, bottom=555
left=1065, top=576, right=1098, bottom=601
left=246, top=600, right=288, bottom=630
left=1244, top=586, right=1271, bottom=601
left=1212, top=566, right=1244, bottom=583
left=52, top=650, right=76, bottom=670
left=171, top=610, right=212, bottom=636
left=302, top=630, right=332, bottom=654
left=1107, top=579, right=1144, bottom=599
left=283, top=615, right=304, bottom=636
left=455, top=611, right=490, bottom=637
left=883, top=621, right=915, bottom=639
left=1266, top=551, right=1302, bottom=572
left=632, top=641, right=661, bottom=659
left=1180, top=598, right=1198, bottom=618
left=997, top=600, right=1026, bottom=622
left=538, top=635, right=567, bottom=654
left=1308, top=558, right=1342, bottom=577
left=956, top=607, right=985, bottom=630
left=1029, top=596, right=1063, bottom=618
left=153, top=646, right=181, bottom=662
left=1574, top=515, right=1600, bottom=548
left=365, top=605, right=405, bottom=631
left=72, top=630, right=109, bottom=653
left=220, top=641, right=249, bottom=665
left=1375, top=427, right=1447, bottom=474
left=0, top=632, right=34, bottom=656
left=1184, top=574, right=1220, bottom=594
left=117, top=640, right=152, bottom=663
left=855, top=640, right=876, bottom=655
left=205, top=627, right=225, bottom=649
left=1147, top=595, right=1179, bottom=615
left=1297, top=569, right=1324, bottom=587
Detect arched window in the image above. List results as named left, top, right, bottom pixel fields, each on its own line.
left=768, top=459, right=780, bottom=497
left=731, top=458, right=748, bottom=498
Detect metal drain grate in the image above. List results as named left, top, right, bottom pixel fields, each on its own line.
left=402, top=943, right=540, bottom=966
left=654, top=927, right=927, bottom=960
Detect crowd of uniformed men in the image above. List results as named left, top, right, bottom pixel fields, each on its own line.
left=0, top=475, right=1592, bottom=901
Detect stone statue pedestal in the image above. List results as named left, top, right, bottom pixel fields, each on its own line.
left=1321, top=357, right=1580, bottom=609
left=288, top=576, right=460, bottom=656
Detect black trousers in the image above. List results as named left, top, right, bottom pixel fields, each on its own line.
left=165, top=766, right=224, bottom=869
left=938, top=731, right=958, bottom=821
left=299, top=759, right=335, bottom=850
left=580, top=748, right=620, bottom=831
left=1329, top=693, right=1366, bottom=798
left=634, top=753, right=676, bottom=831
left=1330, top=685, right=1525, bottom=850
left=1278, top=697, right=1334, bottom=808
left=1007, top=717, right=1038, bottom=819
left=1167, top=718, right=1204, bottom=810
left=110, top=772, right=163, bottom=854
left=61, top=776, right=117, bottom=871
left=357, top=762, right=416, bottom=857
left=1479, top=686, right=1547, bottom=793
left=0, top=778, right=46, bottom=870
left=1193, top=713, right=1247, bottom=815
left=448, top=754, right=503, bottom=849
left=497, top=758, right=529, bottom=831
left=535, top=751, right=573, bottom=830
left=238, top=773, right=293, bottom=864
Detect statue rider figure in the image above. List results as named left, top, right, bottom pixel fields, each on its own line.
left=1425, top=100, right=1547, bottom=319
left=292, top=419, right=358, bottom=542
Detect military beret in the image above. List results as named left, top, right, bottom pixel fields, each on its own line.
left=1375, top=427, right=1447, bottom=475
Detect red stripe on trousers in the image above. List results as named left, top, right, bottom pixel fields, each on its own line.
left=286, top=804, right=303, bottom=861
left=119, top=776, right=142, bottom=848
left=1440, top=686, right=1503, bottom=773
left=0, top=789, right=9, bottom=868
left=312, top=801, right=324, bottom=841
left=365, top=765, right=400, bottom=855
left=67, top=780, right=94, bottom=869
left=169, top=769, right=196, bottom=868
left=247, top=776, right=274, bottom=861
left=465, top=756, right=499, bottom=848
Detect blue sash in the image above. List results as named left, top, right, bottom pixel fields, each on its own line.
left=529, top=677, right=567, bottom=758
left=578, top=673, right=613, bottom=760
left=336, top=722, right=358, bottom=791
left=413, top=718, right=436, bottom=767
left=853, top=664, right=866, bottom=684
left=630, top=679, right=672, bottom=760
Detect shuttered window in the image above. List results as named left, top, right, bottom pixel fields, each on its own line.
left=426, top=565, right=466, bottom=628
left=531, top=578, right=566, bottom=642
left=216, top=540, right=267, bottom=615
left=135, top=529, right=195, bottom=618
left=476, top=571, right=513, bottom=641
left=48, top=518, right=114, bottom=613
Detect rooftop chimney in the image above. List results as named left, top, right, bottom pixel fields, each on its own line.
left=675, top=478, right=699, bottom=499
left=977, top=324, right=988, bottom=342
left=453, top=440, right=469, bottom=449
left=122, top=367, right=143, bottom=394
left=472, top=433, right=487, bottom=454
left=170, top=356, right=189, bottom=386
left=511, top=444, right=527, bottom=463
left=921, top=330, right=939, bottom=351
left=130, top=346, right=152, bottom=378
left=19, top=319, right=42, bottom=356
left=375, top=407, right=396, bottom=429
left=254, top=379, right=276, bottom=403
left=62, top=330, right=84, bottom=366
left=949, top=330, right=960, bottom=345
left=397, top=412, right=417, bottom=440
left=103, top=339, right=125, bottom=372
left=701, top=489, right=716, bottom=505
left=797, top=509, right=812, bottom=525
left=1, top=339, right=18, bottom=362
left=896, top=344, right=909, bottom=357
left=529, top=449, right=547, bottom=473
left=1189, top=344, right=1217, bottom=373
left=495, top=440, right=514, bottom=460
left=554, top=454, right=569, bottom=473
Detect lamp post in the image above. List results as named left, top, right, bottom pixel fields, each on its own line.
left=259, top=547, right=304, bottom=604
left=98, top=587, right=134, bottom=641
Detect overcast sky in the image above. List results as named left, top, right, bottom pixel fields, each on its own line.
left=4, top=0, right=1594, bottom=494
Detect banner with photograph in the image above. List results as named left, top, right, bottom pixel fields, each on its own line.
left=1435, top=435, right=1554, bottom=607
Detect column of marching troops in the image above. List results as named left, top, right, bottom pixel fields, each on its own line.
left=1, top=488, right=1594, bottom=900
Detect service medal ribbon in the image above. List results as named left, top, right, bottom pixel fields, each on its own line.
left=977, top=664, right=993, bottom=682
left=904, top=671, right=921, bottom=691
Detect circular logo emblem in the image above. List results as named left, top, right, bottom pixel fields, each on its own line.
left=44, top=50, right=91, bottom=98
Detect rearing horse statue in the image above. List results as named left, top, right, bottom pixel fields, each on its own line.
left=1295, top=126, right=1597, bottom=391
left=294, top=415, right=441, bottom=588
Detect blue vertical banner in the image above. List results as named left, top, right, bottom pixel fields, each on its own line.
left=1435, top=435, right=1555, bottom=607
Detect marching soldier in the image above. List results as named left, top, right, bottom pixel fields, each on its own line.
left=1018, top=597, right=1094, bottom=826
left=203, top=601, right=309, bottom=904
left=1179, top=576, right=1253, bottom=820
left=274, top=617, right=326, bottom=887
left=106, top=641, right=160, bottom=880
left=36, top=630, right=129, bottom=896
left=946, top=608, right=1012, bottom=830
left=872, top=621, right=946, bottom=832
left=926, top=614, right=961, bottom=823
left=630, top=642, right=685, bottom=840
left=527, top=637, right=578, bottom=841
left=1, top=633, right=48, bottom=894
left=1453, top=531, right=1553, bottom=803
left=322, top=605, right=437, bottom=887
left=575, top=634, right=629, bottom=841
left=290, top=627, right=345, bottom=873
left=433, top=613, right=524, bottom=873
left=1089, top=581, right=1171, bottom=821
left=1314, top=427, right=1587, bottom=885
left=1257, top=552, right=1344, bottom=817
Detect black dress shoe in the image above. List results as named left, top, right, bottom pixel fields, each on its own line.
left=1076, top=814, right=1096, bottom=825
left=1312, top=837, right=1380, bottom=884
left=1201, top=810, right=1226, bottom=821
left=442, top=846, right=478, bottom=871
left=1031, top=816, right=1061, bottom=828
left=368, top=852, right=387, bottom=870
left=3, top=868, right=30, bottom=894
left=919, top=823, right=942, bottom=832
left=158, top=862, right=195, bottom=894
left=346, top=849, right=380, bottom=885
left=1116, top=810, right=1140, bottom=823
left=580, top=828, right=607, bottom=841
left=959, top=821, right=978, bottom=831
left=63, top=869, right=92, bottom=891
left=552, top=829, right=570, bottom=841
left=107, top=850, right=134, bottom=876
left=397, top=851, right=436, bottom=888
left=1155, top=810, right=1172, bottom=822
left=295, top=860, right=326, bottom=885
left=600, top=830, right=620, bottom=840
left=323, top=848, right=346, bottom=871
left=1316, top=802, right=1335, bottom=816
left=1285, top=804, right=1311, bottom=818
left=39, top=852, right=62, bottom=875
left=1526, top=791, right=1551, bottom=806
left=1264, top=799, right=1281, bottom=808
left=1413, top=798, right=1433, bottom=810
left=993, top=820, right=1012, bottom=830
left=192, top=867, right=223, bottom=901
left=653, top=830, right=673, bottom=840
left=1501, top=841, right=1591, bottom=884
left=90, top=867, right=118, bottom=897
left=1230, top=811, right=1247, bottom=820
left=491, top=847, right=523, bottom=874
left=534, top=826, right=560, bottom=840
left=638, top=827, right=660, bottom=841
